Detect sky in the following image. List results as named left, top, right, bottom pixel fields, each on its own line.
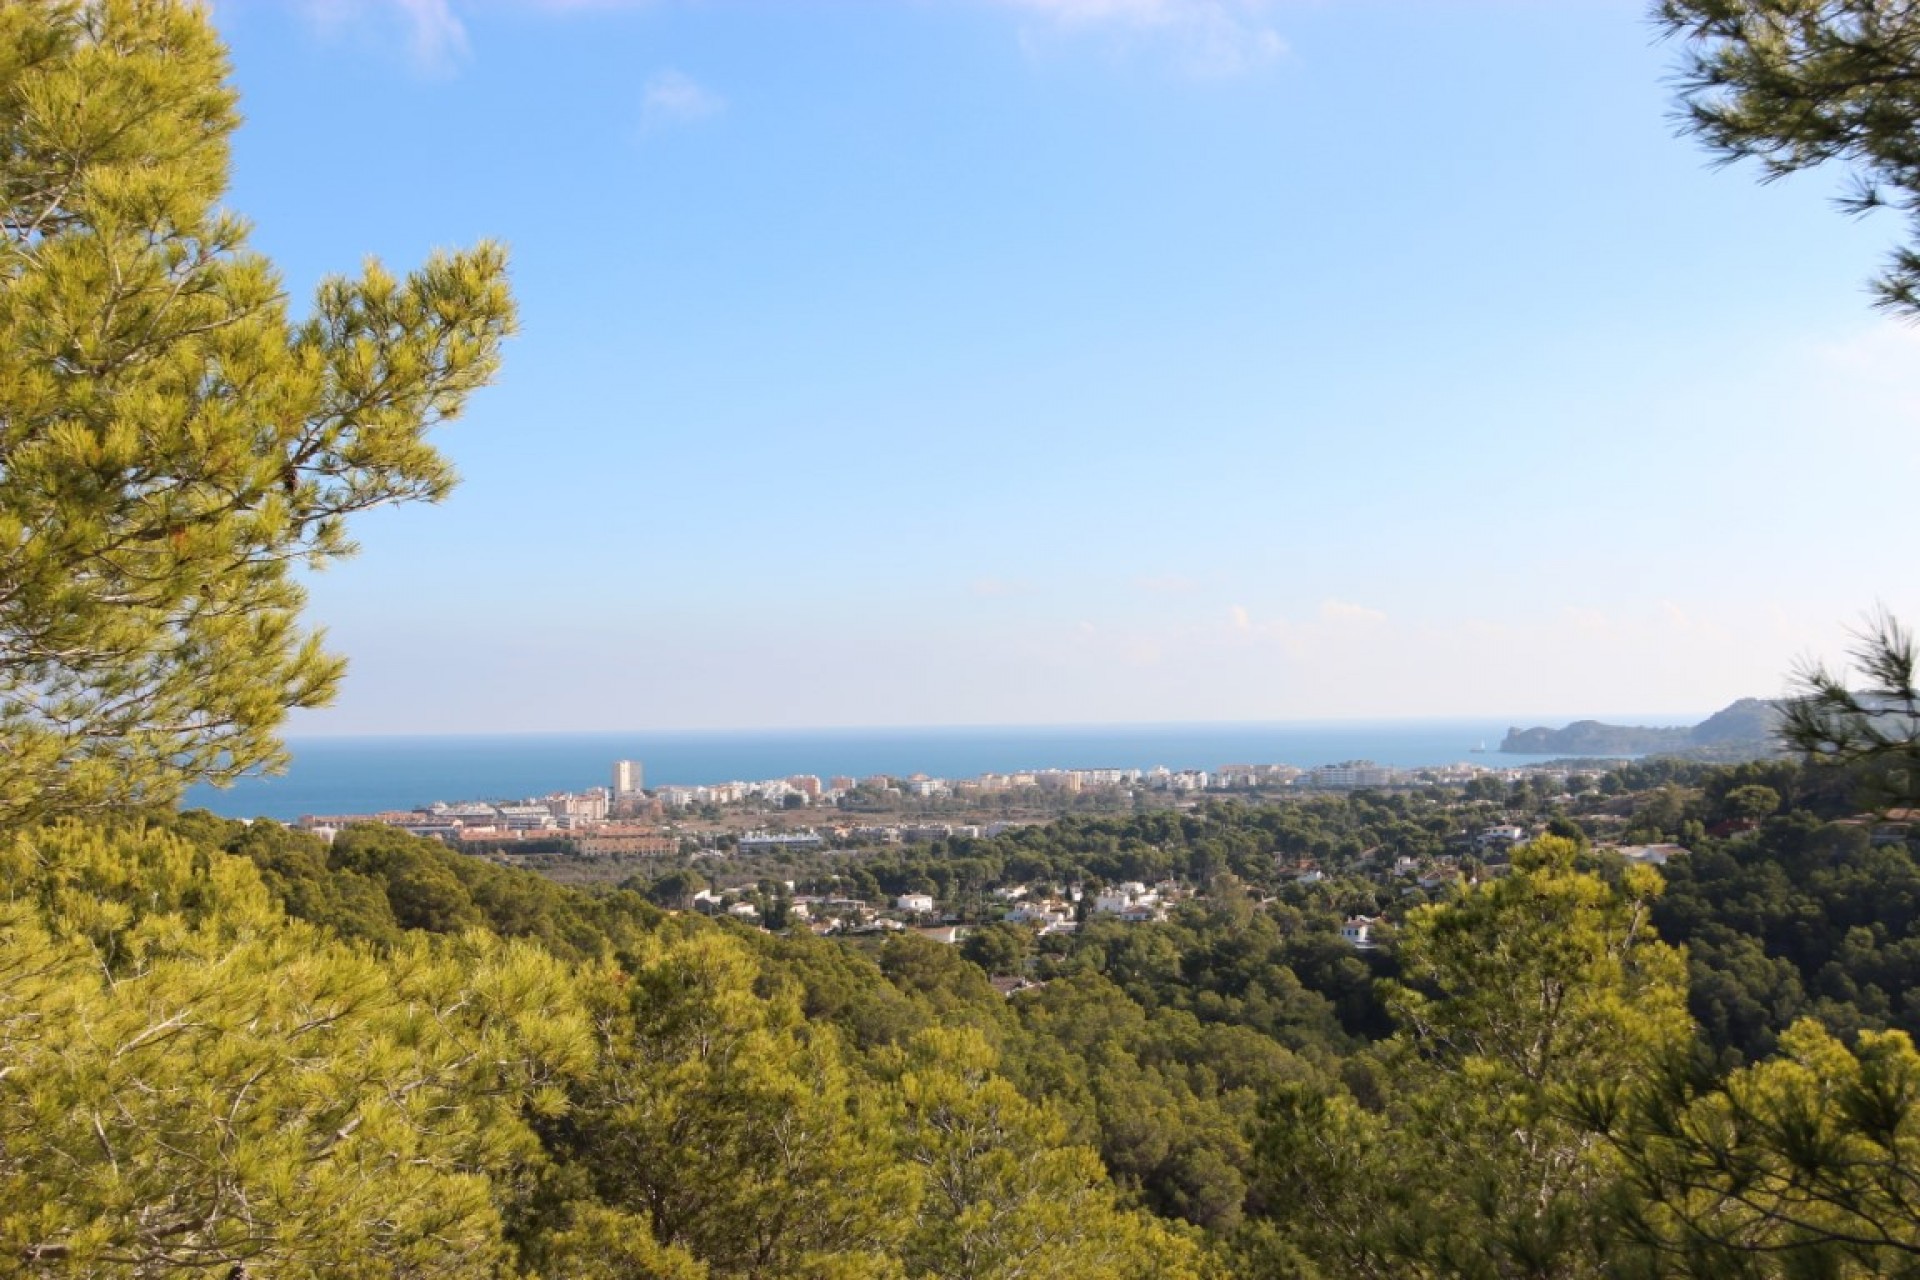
left=204, top=0, right=1920, bottom=734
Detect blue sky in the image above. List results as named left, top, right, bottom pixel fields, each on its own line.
left=208, top=0, right=1920, bottom=733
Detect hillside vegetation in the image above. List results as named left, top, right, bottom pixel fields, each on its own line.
left=8, top=755, right=1920, bottom=1276
left=1500, top=698, right=1781, bottom=758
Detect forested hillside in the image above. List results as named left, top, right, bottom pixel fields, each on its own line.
left=9, top=751, right=1920, bottom=1276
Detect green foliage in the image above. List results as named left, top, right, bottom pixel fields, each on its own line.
left=1719, top=784, right=1782, bottom=823
left=1007, top=971, right=1318, bottom=1232
left=1250, top=838, right=1693, bottom=1279
left=1061, top=908, right=1375, bottom=1047
left=0, top=823, right=591, bottom=1276
left=1655, top=810, right=1920, bottom=1061
left=1660, top=0, right=1920, bottom=313
left=753, top=928, right=928, bottom=1050
left=19, top=769, right=1920, bottom=1276
left=534, top=931, right=915, bottom=1278
left=884, top=1025, right=1217, bottom=1280
left=175, top=813, right=664, bottom=962
left=878, top=932, right=1007, bottom=1020
left=0, top=1, right=513, bottom=825
left=1777, top=611, right=1920, bottom=810
left=644, top=866, right=709, bottom=912
left=0, top=816, right=1234, bottom=1278
left=961, top=920, right=1034, bottom=976
left=1390, top=840, right=1690, bottom=1086
left=1590, top=1020, right=1920, bottom=1277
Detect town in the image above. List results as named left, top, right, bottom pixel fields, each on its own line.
left=291, top=753, right=1582, bottom=854
left=286, top=753, right=1688, bottom=947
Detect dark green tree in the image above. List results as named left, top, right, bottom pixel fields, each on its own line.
left=1659, top=0, right=1920, bottom=312
left=961, top=922, right=1034, bottom=976
left=1251, top=838, right=1693, bottom=1279
left=1586, top=1019, right=1920, bottom=1278
left=1778, top=609, right=1920, bottom=808
left=644, top=868, right=709, bottom=912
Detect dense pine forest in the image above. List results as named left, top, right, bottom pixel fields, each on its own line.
left=6, top=752, right=1918, bottom=1276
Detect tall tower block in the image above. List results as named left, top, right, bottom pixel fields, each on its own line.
left=612, top=759, right=644, bottom=796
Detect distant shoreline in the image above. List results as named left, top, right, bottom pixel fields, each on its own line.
left=1498, top=698, right=1781, bottom=759
left=273, top=714, right=1722, bottom=744
left=186, top=719, right=1593, bottom=822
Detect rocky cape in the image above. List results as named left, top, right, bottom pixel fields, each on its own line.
left=1499, top=698, right=1781, bottom=759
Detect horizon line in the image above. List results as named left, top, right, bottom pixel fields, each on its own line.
left=278, top=709, right=1736, bottom=741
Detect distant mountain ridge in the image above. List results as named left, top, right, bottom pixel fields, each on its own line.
left=1499, top=698, right=1781, bottom=758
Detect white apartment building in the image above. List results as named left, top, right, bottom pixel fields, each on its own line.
left=547, top=789, right=610, bottom=823
left=1309, top=762, right=1396, bottom=789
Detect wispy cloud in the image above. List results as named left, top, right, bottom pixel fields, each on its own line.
left=1319, top=598, right=1386, bottom=625
left=997, top=0, right=1287, bottom=77
left=301, top=0, right=1282, bottom=80
left=295, top=0, right=653, bottom=75
left=1133, top=574, right=1198, bottom=594
left=1562, top=606, right=1611, bottom=634
left=515, top=0, right=655, bottom=10
left=1220, top=599, right=1382, bottom=656
left=970, top=576, right=1035, bottom=598
left=640, top=69, right=726, bottom=130
left=395, top=0, right=468, bottom=68
left=301, top=0, right=469, bottom=74
left=1811, top=320, right=1920, bottom=425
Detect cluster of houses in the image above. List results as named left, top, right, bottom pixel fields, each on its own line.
left=682, top=877, right=1191, bottom=941
left=1287, top=823, right=1692, bottom=892
left=686, top=872, right=1415, bottom=961
left=1001, top=879, right=1185, bottom=929
left=735, top=821, right=1022, bottom=851
left=694, top=877, right=1403, bottom=956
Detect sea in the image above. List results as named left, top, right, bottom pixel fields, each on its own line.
left=179, top=719, right=1600, bottom=822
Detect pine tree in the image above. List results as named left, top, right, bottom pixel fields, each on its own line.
left=0, top=822, right=590, bottom=1276
left=1250, top=839, right=1693, bottom=1279
left=0, top=1, right=514, bottom=825
left=1659, top=0, right=1920, bottom=313
left=886, top=1025, right=1217, bottom=1280
left=1589, top=1019, right=1920, bottom=1277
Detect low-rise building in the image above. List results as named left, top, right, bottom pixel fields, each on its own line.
left=1307, top=762, right=1397, bottom=789
left=737, top=831, right=826, bottom=853
left=1617, top=843, right=1688, bottom=866
left=1341, top=915, right=1380, bottom=949
left=574, top=827, right=678, bottom=857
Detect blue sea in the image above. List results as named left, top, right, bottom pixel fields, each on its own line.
left=180, top=720, right=1598, bottom=821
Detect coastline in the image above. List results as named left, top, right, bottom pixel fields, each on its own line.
left=183, top=719, right=1594, bottom=821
